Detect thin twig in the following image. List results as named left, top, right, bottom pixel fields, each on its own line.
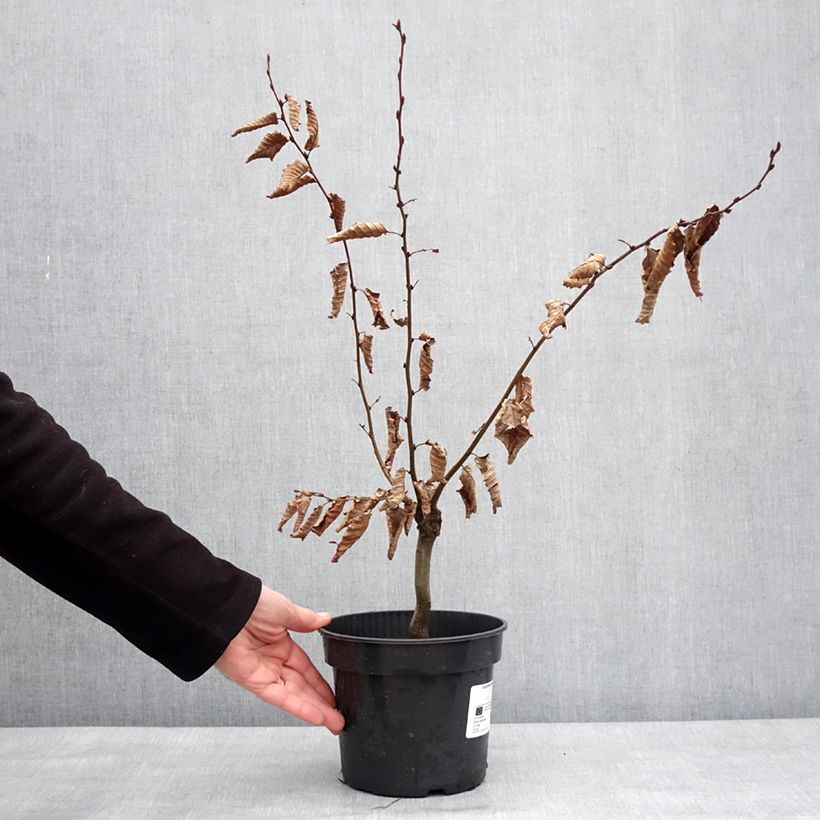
left=392, top=21, right=424, bottom=500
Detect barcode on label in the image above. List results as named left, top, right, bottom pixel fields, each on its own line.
left=465, top=681, right=493, bottom=739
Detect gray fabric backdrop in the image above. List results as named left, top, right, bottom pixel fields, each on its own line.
left=1, top=0, right=817, bottom=727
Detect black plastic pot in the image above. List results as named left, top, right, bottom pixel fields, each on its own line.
left=320, top=609, right=506, bottom=797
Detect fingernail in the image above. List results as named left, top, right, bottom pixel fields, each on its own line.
left=318, top=612, right=332, bottom=619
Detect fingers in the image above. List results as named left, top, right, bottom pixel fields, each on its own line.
left=285, top=641, right=337, bottom=708
left=259, top=677, right=344, bottom=734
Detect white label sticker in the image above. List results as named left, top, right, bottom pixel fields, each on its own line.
left=465, top=681, right=493, bottom=738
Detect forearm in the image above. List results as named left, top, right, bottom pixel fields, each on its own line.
left=0, top=372, right=261, bottom=680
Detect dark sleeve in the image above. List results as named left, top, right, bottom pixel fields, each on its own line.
left=0, top=371, right=262, bottom=681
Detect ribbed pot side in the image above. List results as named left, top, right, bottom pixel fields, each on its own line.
left=321, top=610, right=507, bottom=798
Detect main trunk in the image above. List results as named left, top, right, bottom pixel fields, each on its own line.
left=409, top=507, right=442, bottom=638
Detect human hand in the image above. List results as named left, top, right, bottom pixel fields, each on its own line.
left=215, top=585, right=344, bottom=734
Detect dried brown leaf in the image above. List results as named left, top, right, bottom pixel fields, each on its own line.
left=384, top=407, right=404, bottom=470
left=312, top=496, right=349, bottom=536
left=363, top=289, right=390, bottom=330
left=419, top=335, right=436, bottom=391
left=245, top=131, right=288, bottom=163
left=495, top=415, right=533, bottom=465
left=475, top=454, right=502, bottom=514
left=682, top=232, right=703, bottom=298
left=641, top=247, right=659, bottom=290
left=329, top=193, right=346, bottom=232
left=683, top=204, right=721, bottom=298
left=563, top=253, right=606, bottom=289
left=392, top=314, right=409, bottom=327
left=335, top=496, right=374, bottom=533
left=539, top=300, right=566, bottom=339
left=276, top=491, right=307, bottom=532
left=402, top=496, right=417, bottom=535
left=514, top=375, right=534, bottom=416
left=287, top=492, right=312, bottom=535
left=412, top=479, right=438, bottom=517
left=331, top=508, right=372, bottom=562
left=267, top=160, right=315, bottom=199
left=304, top=100, right=319, bottom=151
left=385, top=505, right=407, bottom=560
left=284, top=94, right=301, bottom=131
left=457, top=464, right=477, bottom=519
left=384, top=468, right=407, bottom=507
left=328, top=263, right=348, bottom=319
left=494, top=375, right=534, bottom=464
left=334, top=501, right=358, bottom=533
left=359, top=333, right=374, bottom=374
left=327, top=222, right=388, bottom=244
left=292, top=502, right=325, bottom=540
left=636, top=225, right=684, bottom=324
left=231, top=111, right=279, bottom=137
left=426, top=440, right=447, bottom=482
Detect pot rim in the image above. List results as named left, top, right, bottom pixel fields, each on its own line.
left=319, top=609, right=507, bottom=645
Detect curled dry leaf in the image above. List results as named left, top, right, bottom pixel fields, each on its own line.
left=363, top=288, right=390, bottom=330
left=304, top=100, right=319, bottom=151
left=392, top=313, right=409, bottom=327
left=385, top=495, right=417, bottom=560
left=331, top=508, right=373, bottom=562
left=563, top=253, right=606, bottom=289
left=384, top=406, right=404, bottom=470
left=413, top=479, right=438, bottom=517
left=328, top=263, right=348, bottom=319
left=284, top=94, right=301, bottom=131
left=245, top=131, right=288, bottom=163
left=641, top=247, right=659, bottom=290
left=385, top=506, right=407, bottom=560
left=402, top=496, right=417, bottom=535
left=475, top=454, right=502, bottom=514
left=312, top=496, right=349, bottom=536
left=231, top=111, right=279, bottom=137
left=539, top=300, right=566, bottom=339
left=384, top=468, right=407, bottom=507
left=359, top=333, right=374, bottom=373
left=329, top=193, right=346, bottom=232
left=636, top=224, right=685, bottom=324
left=494, top=375, right=534, bottom=464
left=426, top=440, right=447, bottom=482
left=683, top=204, right=722, bottom=298
left=267, top=160, right=315, bottom=199
left=336, top=496, right=375, bottom=533
left=327, top=222, right=388, bottom=244
left=277, top=491, right=312, bottom=535
left=457, top=464, right=478, bottom=519
left=277, top=491, right=309, bottom=532
left=292, top=502, right=325, bottom=540
left=419, top=334, right=436, bottom=391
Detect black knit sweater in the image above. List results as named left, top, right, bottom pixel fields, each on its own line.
left=0, top=371, right=261, bottom=681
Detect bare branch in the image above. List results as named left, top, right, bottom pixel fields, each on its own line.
left=431, top=143, right=781, bottom=507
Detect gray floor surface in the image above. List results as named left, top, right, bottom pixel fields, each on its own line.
left=0, top=719, right=818, bottom=819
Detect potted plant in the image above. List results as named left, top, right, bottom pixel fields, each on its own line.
left=231, top=20, right=778, bottom=798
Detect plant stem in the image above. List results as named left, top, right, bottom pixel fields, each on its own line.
left=409, top=506, right=442, bottom=638
left=265, top=57, right=391, bottom=483
left=391, top=21, right=422, bottom=490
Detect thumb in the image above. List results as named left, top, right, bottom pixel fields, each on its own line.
left=284, top=601, right=333, bottom=633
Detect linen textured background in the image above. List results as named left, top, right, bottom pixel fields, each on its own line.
left=0, top=0, right=817, bottom=726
